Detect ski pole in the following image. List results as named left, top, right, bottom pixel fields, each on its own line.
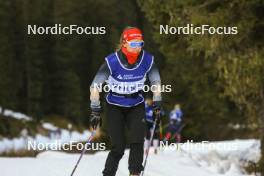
left=176, top=123, right=186, bottom=133
left=141, top=112, right=160, bottom=176
left=159, top=120, right=163, bottom=139
left=70, top=129, right=97, bottom=176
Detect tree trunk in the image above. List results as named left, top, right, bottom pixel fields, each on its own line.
left=0, top=107, right=5, bottom=115
left=261, top=137, right=264, bottom=175
left=258, top=100, right=264, bottom=175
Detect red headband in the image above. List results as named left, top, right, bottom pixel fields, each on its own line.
left=122, top=28, right=143, bottom=42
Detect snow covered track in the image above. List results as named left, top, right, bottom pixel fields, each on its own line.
left=0, top=139, right=260, bottom=176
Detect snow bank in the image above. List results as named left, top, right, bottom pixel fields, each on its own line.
left=0, top=124, right=91, bottom=154
left=177, top=139, right=261, bottom=175
left=42, top=123, right=58, bottom=131
left=0, top=139, right=260, bottom=176
left=0, top=106, right=32, bottom=121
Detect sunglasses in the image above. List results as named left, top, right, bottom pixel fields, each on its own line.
left=127, top=41, right=144, bottom=48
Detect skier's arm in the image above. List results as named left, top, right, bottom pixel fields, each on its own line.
left=90, top=62, right=110, bottom=109
left=147, top=62, right=162, bottom=102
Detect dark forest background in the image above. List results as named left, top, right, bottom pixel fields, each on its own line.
left=0, top=0, right=263, bottom=172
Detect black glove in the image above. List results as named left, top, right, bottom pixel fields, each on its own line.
left=153, top=101, right=162, bottom=123
left=153, top=101, right=162, bottom=114
left=90, top=107, right=102, bottom=129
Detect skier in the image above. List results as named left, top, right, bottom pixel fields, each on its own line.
left=164, top=104, right=183, bottom=143
left=89, top=27, right=162, bottom=176
left=144, top=97, right=160, bottom=154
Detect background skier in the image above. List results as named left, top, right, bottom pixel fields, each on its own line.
left=164, top=104, right=183, bottom=143
left=144, top=97, right=161, bottom=154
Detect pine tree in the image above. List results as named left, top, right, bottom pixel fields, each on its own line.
left=0, top=1, right=20, bottom=113
left=138, top=0, right=264, bottom=171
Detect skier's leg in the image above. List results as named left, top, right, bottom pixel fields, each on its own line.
left=103, top=104, right=126, bottom=176
left=164, top=124, right=174, bottom=141
left=129, top=143, right=144, bottom=175
left=153, top=127, right=159, bottom=154
left=175, top=133, right=181, bottom=143
left=171, top=133, right=177, bottom=143
left=144, top=122, right=151, bottom=154
left=153, top=139, right=159, bottom=154
left=126, top=103, right=145, bottom=175
left=165, top=132, right=171, bottom=141
left=173, top=123, right=181, bottom=143
left=145, top=122, right=152, bottom=140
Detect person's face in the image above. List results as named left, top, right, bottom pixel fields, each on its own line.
left=123, top=39, right=143, bottom=53
left=174, top=104, right=180, bottom=110
left=146, top=99, right=153, bottom=106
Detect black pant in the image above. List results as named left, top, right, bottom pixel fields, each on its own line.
left=103, top=103, right=146, bottom=176
left=146, top=121, right=160, bottom=140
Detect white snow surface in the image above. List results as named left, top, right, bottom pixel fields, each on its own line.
left=0, top=106, right=32, bottom=121
left=42, top=122, right=59, bottom=131
left=0, top=126, right=91, bottom=154
left=0, top=139, right=260, bottom=176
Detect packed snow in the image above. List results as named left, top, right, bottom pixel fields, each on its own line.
left=0, top=106, right=32, bottom=121
left=0, top=139, right=260, bottom=176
